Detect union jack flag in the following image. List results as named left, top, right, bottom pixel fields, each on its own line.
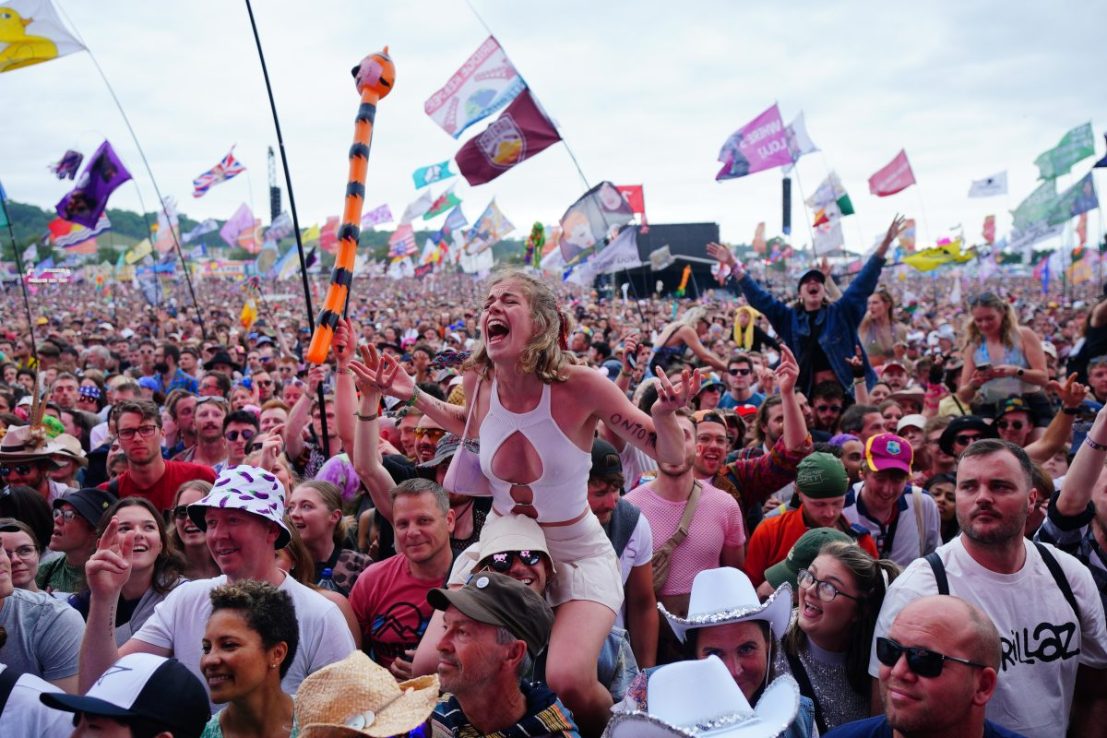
left=192, top=148, right=246, bottom=198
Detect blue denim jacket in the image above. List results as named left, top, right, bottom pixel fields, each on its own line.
left=736, top=255, right=886, bottom=396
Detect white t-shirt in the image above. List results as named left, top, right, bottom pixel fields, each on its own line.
left=870, top=537, right=1107, bottom=738
left=133, top=572, right=355, bottom=709
left=0, top=665, right=72, bottom=738
left=614, top=512, right=653, bottom=630
left=843, top=482, right=941, bottom=568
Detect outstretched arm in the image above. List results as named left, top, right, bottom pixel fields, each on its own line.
left=348, top=350, right=401, bottom=522
left=586, top=366, right=700, bottom=464
left=1026, top=374, right=1085, bottom=463
left=676, top=325, right=728, bottom=372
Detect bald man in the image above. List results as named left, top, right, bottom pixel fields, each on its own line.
left=826, top=595, right=1024, bottom=738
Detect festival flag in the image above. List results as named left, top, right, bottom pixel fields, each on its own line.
left=716, top=104, right=793, bottom=181
left=193, top=147, right=246, bottom=198
left=56, top=140, right=132, bottom=228
left=982, top=215, right=995, bottom=245
left=0, top=178, right=9, bottom=228
left=21, top=243, right=36, bottom=263
left=1047, top=172, right=1098, bottom=226
left=467, top=199, right=515, bottom=253
left=425, top=36, right=526, bottom=139
left=124, top=238, right=152, bottom=265
left=1095, top=135, right=1107, bottom=168
left=968, top=171, right=1007, bottom=198
left=558, top=182, right=635, bottom=263
left=570, top=226, right=642, bottom=285
left=360, top=203, right=393, bottom=229
left=0, top=0, right=86, bottom=73
left=1034, top=122, right=1094, bottom=180
left=444, top=204, right=468, bottom=233
left=784, top=111, right=819, bottom=163
left=901, top=237, right=972, bottom=272
left=49, top=149, right=83, bottom=180
left=301, top=223, right=321, bottom=244
left=388, top=223, right=417, bottom=260
left=236, top=219, right=262, bottom=253
left=219, top=203, right=254, bottom=248
left=271, top=246, right=298, bottom=280
left=454, top=88, right=562, bottom=186
left=813, top=216, right=844, bottom=255
left=806, top=172, right=854, bottom=216
left=423, top=185, right=461, bottom=220
left=153, top=196, right=180, bottom=254
left=239, top=300, right=258, bottom=330
left=1011, top=180, right=1059, bottom=229
left=47, top=212, right=109, bottom=250
left=868, top=150, right=916, bottom=197
left=264, top=212, right=293, bottom=242
left=400, top=190, right=433, bottom=224
left=318, top=216, right=341, bottom=254
left=183, top=218, right=218, bottom=243
left=412, top=160, right=454, bottom=189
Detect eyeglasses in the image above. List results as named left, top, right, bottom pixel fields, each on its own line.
left=797, top=568, right=860, bottom=602
left=225, top=429, right=257, bottom=442
left=256, top=379, right=274, bottom=387
left=172, top=505, right=191, bottom=520
left=0, top=464, right=33, bottom=477
left=954, top=433, right=981, bottom=447
left=4, top=545, right=37, bottom=559
left=486, top=550, right=543, bottom=573
left=996, top=420, right=1025, bottom=431
left=118, top=424, right=159, bottom=440
left=53, top=509, right=79, bottom=522
left=259, top=356, right=276, bottom=364
left=196, top=396, right=229, bottom=407
left=728, top=367, right=751, bottom=376
left=814, top=404, right=843, bottom=413
left=413, top=428, right=446, bottom=440
left=876, top=636, right=988, bottom=678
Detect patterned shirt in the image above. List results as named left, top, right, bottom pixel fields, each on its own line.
left=431, top=681, right=580, bottom=737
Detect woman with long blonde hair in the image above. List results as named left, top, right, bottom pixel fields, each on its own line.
left=351, top=268, right=697, bottom=735
left=858, top=288, right=906, bottom=367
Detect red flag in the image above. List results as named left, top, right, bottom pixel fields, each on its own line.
left=983, top=215, right=995, bottom=245
left=319, top=216, right=341, bottom=254
left=454, top=88, right=562, bottom=186
left=616, top=185, right=649, bottom=233
left=868, top=149, right=916, bottom=197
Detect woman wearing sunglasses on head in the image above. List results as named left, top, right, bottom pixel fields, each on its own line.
left=775, top=540, right=900, bottom=733
left=287, top=480, right=368, bottom=596
left=168, top=480, right=220, bottom=580
left=72, top=497, right=185, bottom=644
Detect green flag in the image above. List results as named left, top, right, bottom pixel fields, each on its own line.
left=1011, top=180, right=1058, bottom=229
left=1034, top=122, right=1094, bottom=180
left=423, top=189, right=461, bottom=221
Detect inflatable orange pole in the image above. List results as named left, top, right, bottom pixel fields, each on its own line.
left=305, top=47, right=395, bottom=364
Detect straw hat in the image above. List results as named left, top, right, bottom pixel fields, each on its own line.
left=603, top=656, right=800, bottom=738
left=294, top=651, right=439, bottom=737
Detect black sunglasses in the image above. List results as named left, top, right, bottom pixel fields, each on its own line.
left=728, top=367, right=751, bottom=376
left=486, top=550, right=543, bottom=573
left=172, top=505, right=190, bottom=520
left=954, top=433, right=981, bottom=447
left=876, top=636, right=988, bottom=678
left=225, top=429, right=257, bottom=442
left=0, top=464, right=33, bottom=477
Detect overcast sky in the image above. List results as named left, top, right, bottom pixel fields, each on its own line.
left=2, top=0, right=1104, bottom=253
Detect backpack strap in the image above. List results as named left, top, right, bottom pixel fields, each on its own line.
left=925, top=552, right=949, bottom=595
left=1033, top=542, right=1081, bottom=624
left=0, top=665, right=23, bottom=715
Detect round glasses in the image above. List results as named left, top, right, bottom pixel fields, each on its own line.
left=797, top=568, right=860, bottom=602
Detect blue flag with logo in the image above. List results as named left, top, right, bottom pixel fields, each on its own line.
left=412, top=160, right=455, bottom=189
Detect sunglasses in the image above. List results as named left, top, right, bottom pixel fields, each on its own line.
left=172, top=505, right=191, bottom=520
left=486, top=550, right=543, bottom=573
left=52, top=508, right=79, bottom=522
left=196, top=396, right=229, bottom=407
left=814, top=404, right=843, bottom=413
left=728, top=367, right=751, bottom=376
left=876, top=636, right=988, bottom=678
left=996, top=420, right=1025, bottom=431
left=413, top=428, right=446, bottom=440
left=0, top=464, right=33, bottom=477
left=954, top=433, right=982, bottom=447
left=225, top=429, right=257, bottom=442
left=256, top=379, right=274, bottom=387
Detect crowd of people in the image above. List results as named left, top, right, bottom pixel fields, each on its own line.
left=1, top=225, right=1106, bottom=738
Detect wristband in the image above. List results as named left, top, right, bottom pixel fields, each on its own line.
left=853, top=378, right=865, bottom=385
left=406, top=386, right=420, bottom=407
left=1085, top=437, right=1107, bottom=451
left=1063, top=406, right=1080, bottom=415
left=337, top=367, right=352, bottom=376
left=354, top=412, right=379, bottom=422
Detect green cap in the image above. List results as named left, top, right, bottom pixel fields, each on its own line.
left=795, top=452, right=849, bottom=499
left=764, top=527, right=853, bottom=590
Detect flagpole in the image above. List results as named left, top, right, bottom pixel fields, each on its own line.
left=55, top=2, right=206, bottom=340
left=0, top=192, right=39, bottom=361
left=244, top=0, right=329, bottom=456
left=789, top=168, right=818, bottom=260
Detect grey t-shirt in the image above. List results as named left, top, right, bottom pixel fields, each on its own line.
left=0, top=589, right=85, bottom=681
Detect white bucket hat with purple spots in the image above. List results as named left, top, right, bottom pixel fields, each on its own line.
left=187, top=465, right=291, bottom=548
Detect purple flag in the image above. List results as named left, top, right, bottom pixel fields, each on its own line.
left=50, top=150, right=83, bottom=180
left=361, top=203, right=393, bottom=229
left=220, top=203, right=255, bottom=248
left=715, top=104, right=792, bottom=181
left=55, top=141, right=132, bottom=228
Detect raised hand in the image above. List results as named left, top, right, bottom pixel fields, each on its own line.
left=706, top=242, right=740, bottom=272
left=306, top=364, right=327, bottom=394
left=333, top=318, right=358, bottom=368
left=1049, top=372, right=1088, bottom=409
left=256, top=425, right=284, bottom=471
left=350, top=347, right=414, bottom=401
left=776, top=345, right=799, bottom=395
left=85, top=516, right=134, bottom=599
left=652, top=367, right=700, bottom=415
left=876, top=214, right=908, bottom=256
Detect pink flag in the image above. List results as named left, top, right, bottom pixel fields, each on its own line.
left=716, top=104, right=793, bottom=181
left=868, top=150, right=916, bottom=197
left=983, top=215, right=995, bottom=245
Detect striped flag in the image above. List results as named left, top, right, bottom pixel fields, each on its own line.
left=193, top=147, right=246, bottom=198
left=388, top=224, right=417, bottom=260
